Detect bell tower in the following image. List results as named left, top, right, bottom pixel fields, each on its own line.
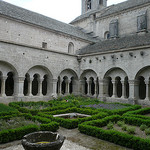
left=82, top=0, right=107, bottom=14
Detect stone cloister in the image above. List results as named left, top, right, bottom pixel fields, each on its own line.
left=0, top=60, right=150, bottom=105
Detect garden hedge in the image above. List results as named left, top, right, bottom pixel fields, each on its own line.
left=0, top=125, right=39, bottom=144
left=78, top=115, right=150, bottom=150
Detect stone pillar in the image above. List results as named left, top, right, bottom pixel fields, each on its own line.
left=112, top=80, right=117, bottom=98
left=37, top=78, right=43, bottom=96
left=58, top=79, right=61, bottom=96
left=128, top=80, right=139, bottom=104
left=1, top=76, right=7, bottom=97
left=27, top=78, right=33, bottom=96
left=87, top=80, right=91, bottom=96
left=121, top=80, right=126, bottom=99
left=16, top=77, right=25, bottom=97
left=145, top=80, right=149, bottom=101
left=98, top=79, right=108, bottom=100
left=94, top=80, right=97, bottom=97
left=51, top=79, right=58, bottom=98
left=65, top=79, right=70, bottom=95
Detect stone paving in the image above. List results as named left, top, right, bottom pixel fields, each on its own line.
left=0, top=127, right=132, bottom=150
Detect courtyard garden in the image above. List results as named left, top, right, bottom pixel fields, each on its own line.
left=0, top=95, right=150, bottom=149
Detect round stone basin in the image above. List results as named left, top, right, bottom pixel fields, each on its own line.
left=22, top=131, right=65, bottom=150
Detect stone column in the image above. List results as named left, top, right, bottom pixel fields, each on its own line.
left=94, top=80, right=97, bottom=97
left=18, top=77, right=25, bottom=97
left=128, top=80, right=139, bottom=104
left=27, top=78, right=33, bottom=96
left=51, top=79, right=58, bottom=98
left=87, top=79, right=91, bottom=96
left=65, top=79, right=70, bottom=95
left=98, top=79, right=108, bottom=100
left=121, top=80, right=126, bottom=99
left=112, top=80, right=117, bottom=98
left=145, top=80, right=149, bottom=101
left=37, top=78, right=43, bottom=96
left=1, top=76, right=7, bottom=97
left=57, top=79, right=61, bottom=96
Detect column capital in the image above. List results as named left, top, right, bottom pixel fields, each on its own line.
left=145, top=80, right=149, bottom=85
left=129, top=80, right=139, bottom=85
left=52, top=79, right=58, bottom=83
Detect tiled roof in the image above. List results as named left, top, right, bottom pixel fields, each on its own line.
left=0, top=1, right=97, bottom=42
left=78, top=33, right=150, bottom=55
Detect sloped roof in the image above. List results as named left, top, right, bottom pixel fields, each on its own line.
left=0, top=0, right=97, bottom=42
left=71, top=0, right=150, bottom=23
left=78, top=33, right=150, bottom=55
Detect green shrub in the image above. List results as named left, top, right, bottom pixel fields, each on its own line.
left=122, top=125, right=128, bottom=131
left=126, top=127, right=135, bottom=134
left=140, top=124, right=148, bottom=131
left=40, top=122, right=59, bottom=132
left=117, top=121, right=125, bottom=127
left=145, top=128, right=150, bottom=135
left=107, top=121, right=114, bottom=129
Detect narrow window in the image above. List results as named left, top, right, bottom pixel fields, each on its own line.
left=87, top=0, right=91, bottom=10
left=42, top=42, right=47, bottom=49
left=99, top=0, right=103, bottom=5
left=68, top=42, right=74, bottom=54
left=137, top=11, right=147, bottom=32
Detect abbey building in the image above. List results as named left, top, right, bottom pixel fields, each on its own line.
left=0, top=0, right=150, bottom=105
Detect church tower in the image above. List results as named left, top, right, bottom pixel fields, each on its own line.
left=82, top=0, right=107, bottom=14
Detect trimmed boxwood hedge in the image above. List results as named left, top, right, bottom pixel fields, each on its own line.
left=0, top=125, right=39, bottom=144
left=0, top=112, right=59, bottom=144
left=78, top=115, right=150, bottom=150
left=38, top=109, right=108, bottom=129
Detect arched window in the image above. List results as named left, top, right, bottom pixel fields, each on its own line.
left=42, top=75, right=48, bottom=96
left=32, top=74, right=39, bottom=96
left=104, top=31, right=110, bottom=39
left=24, top=74, right=29, bottom=96
left=5, top=72, right=14, bottom=96
left=68, top=42, right=74, bottom=54
left=86, top=0, right=91, bottom=10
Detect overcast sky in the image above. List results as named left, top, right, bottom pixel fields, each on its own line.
left=3, top=0, right=127, bottom=23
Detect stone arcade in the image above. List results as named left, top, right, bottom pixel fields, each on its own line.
left=0, top=0, right=150, bottom=105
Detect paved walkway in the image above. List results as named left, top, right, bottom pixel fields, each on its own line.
left=0, top=127, right=132, bottom=150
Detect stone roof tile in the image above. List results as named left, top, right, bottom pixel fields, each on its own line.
left=0, top=0, right=96, bottom=42
left=78, top=33, right=150, bottom=55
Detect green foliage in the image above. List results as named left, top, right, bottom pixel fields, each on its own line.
left=0, top=103, right=17, bottom=113
left=117, top=121, right=125, bottom=127
left=40, top=122, right=59, bottom=132
left=122, top=125, right=128, bottom=131
left=107, top=121, right=114, bottom=129
left=126, top=126, right=135, bottom=134
left=78, top=115, right=150, bottom=150
left=0, top=125, right=39, bottom=144
left=145, top=128, right=150, bottom=135
left=140, top=124, right=148, bottom=131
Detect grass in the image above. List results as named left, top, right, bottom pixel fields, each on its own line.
left=0, top=103, right=16, bottom=113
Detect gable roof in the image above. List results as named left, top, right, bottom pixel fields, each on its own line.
left=0, top=0, right=97, bottom=43
left=71, top=0, right=150, bottom=24
left=77, top=33, right=150, bottom=55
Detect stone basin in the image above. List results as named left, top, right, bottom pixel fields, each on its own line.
left=22, top=131, right=65, bottom=150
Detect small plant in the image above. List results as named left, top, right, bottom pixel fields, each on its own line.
left=107, top=121, right=114, bottom=129
left=140, top=124, right=148, bottom=131
left=145, top=128, right=150, bottom=135
left=127, top=127, right=136, bottom=134
left=122, top=125, right=128, bottom=131
left=117, top=121, right=125, bottom=127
